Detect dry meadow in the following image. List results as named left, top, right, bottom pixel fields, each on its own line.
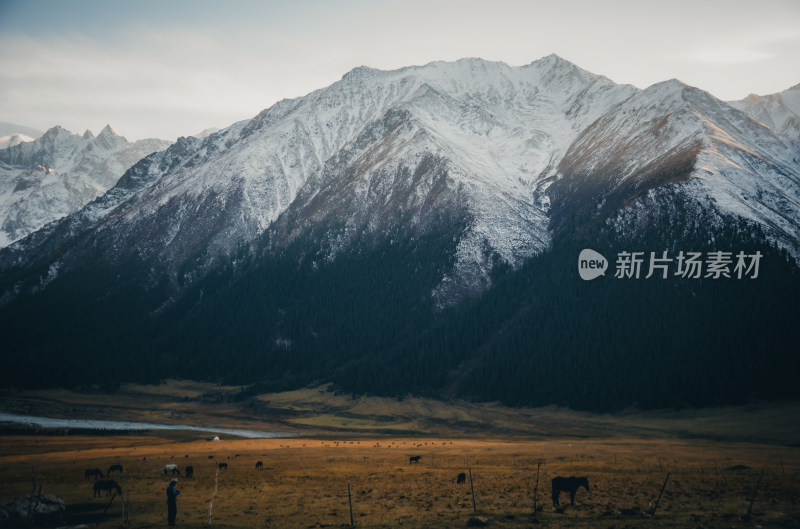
left=1, top=433, right=798, bottom=528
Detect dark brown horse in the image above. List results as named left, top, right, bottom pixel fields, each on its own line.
left=551, top=476, right=589, bottom=507
left=84, top=468, right=103, bottom=480
left=93, top=479, right=122, bottom=497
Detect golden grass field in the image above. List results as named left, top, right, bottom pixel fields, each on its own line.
left=1, top=381, right=798, bottom=528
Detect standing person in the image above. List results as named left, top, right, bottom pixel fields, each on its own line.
left=166, top=477, right=180, bottom=526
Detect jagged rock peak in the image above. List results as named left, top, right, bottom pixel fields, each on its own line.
left=42, top=125, right=68, bottom=138
left=98, top=124, right=121, bottom=137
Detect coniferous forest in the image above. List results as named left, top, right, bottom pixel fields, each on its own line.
left=1, top=201, right=798, bottom=412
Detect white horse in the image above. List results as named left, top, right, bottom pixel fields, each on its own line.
left=161, top=464, right=180, bottom=476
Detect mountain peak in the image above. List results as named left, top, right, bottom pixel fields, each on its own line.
left=533, top=53, right=577, bottom=69
left=99, top=124, right=121, bottom=138
left=341, top=65, right=381, bottom=81
left=42, top=125, right=68, bottom=138
left=541, top=52, right=568, bottom=63
left=646, top=78, right=692, bottom=95
left=82, top=129, right=94, bottom=139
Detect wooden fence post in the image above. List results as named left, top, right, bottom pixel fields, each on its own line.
left=746, top=469, right=764, bottom=517
left=468, top=468, right=477, bottom=513
left=651, top=472, right=670, bottom=516
left=348, top=482, right=355, bottom=528
left=532, top=461, right=541, bottom=518
left=207, top=466, right=219, bottom=526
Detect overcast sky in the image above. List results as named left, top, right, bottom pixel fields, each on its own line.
left=1, top=0, right=799, bottom=141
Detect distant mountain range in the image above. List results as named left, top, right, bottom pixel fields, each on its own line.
left=1, top=56, right=798, bottom=410
left=0, top=125, right=171, bottom=247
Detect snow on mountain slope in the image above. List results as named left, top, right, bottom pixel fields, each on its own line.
left=274, top=56, right=637, bottom=300
left=0, top=125, right=172, bottom=247
left=730, top=84, right=800, bottom=140
left=552, top=80, right=800, bottom=253
left=3, top=56, right=637, bottom=300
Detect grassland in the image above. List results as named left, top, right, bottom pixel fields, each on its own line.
left=0, top=381, right=798, bottom=528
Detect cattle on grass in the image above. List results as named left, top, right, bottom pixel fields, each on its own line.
left=409, top=456, right=421, bottom=464
left=255, top=461, right=263, bottom=470
left=457, top=472, right=466, bottom=484
left=107, top=464, right=123, bottom=474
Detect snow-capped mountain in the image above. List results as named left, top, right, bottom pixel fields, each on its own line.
left=730, top=83, right=800, bottom=140
left=1, top=56, right=641, bottom=300
left=2, top=55, right=799, bottom=304
left=2, top=56, right=799, bottom=409
left=0, top=125, right=171, bottom=247
left=551, top=80, right=800, bottom=254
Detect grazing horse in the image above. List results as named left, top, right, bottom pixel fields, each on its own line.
left=93, top=480, right=122, bottom=497
left=255, top=461, right=263, bottom=470
left=84, top=468, right=103, bottom=480
left=185, top=466, right=194, bottom=478
left=409, top=456, right=421, bottom=464
left=217, top=462, right=228, bottom=470
left=107, top=464, right=123, bottom=474
left=161, top=464, right=180, bottom=476
left=551, top=476, right=590, bottom=507
left=457, top=472, right=466, bottom=484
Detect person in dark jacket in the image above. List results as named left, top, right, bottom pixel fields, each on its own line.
left=166, top=477, right=180, bottom=526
